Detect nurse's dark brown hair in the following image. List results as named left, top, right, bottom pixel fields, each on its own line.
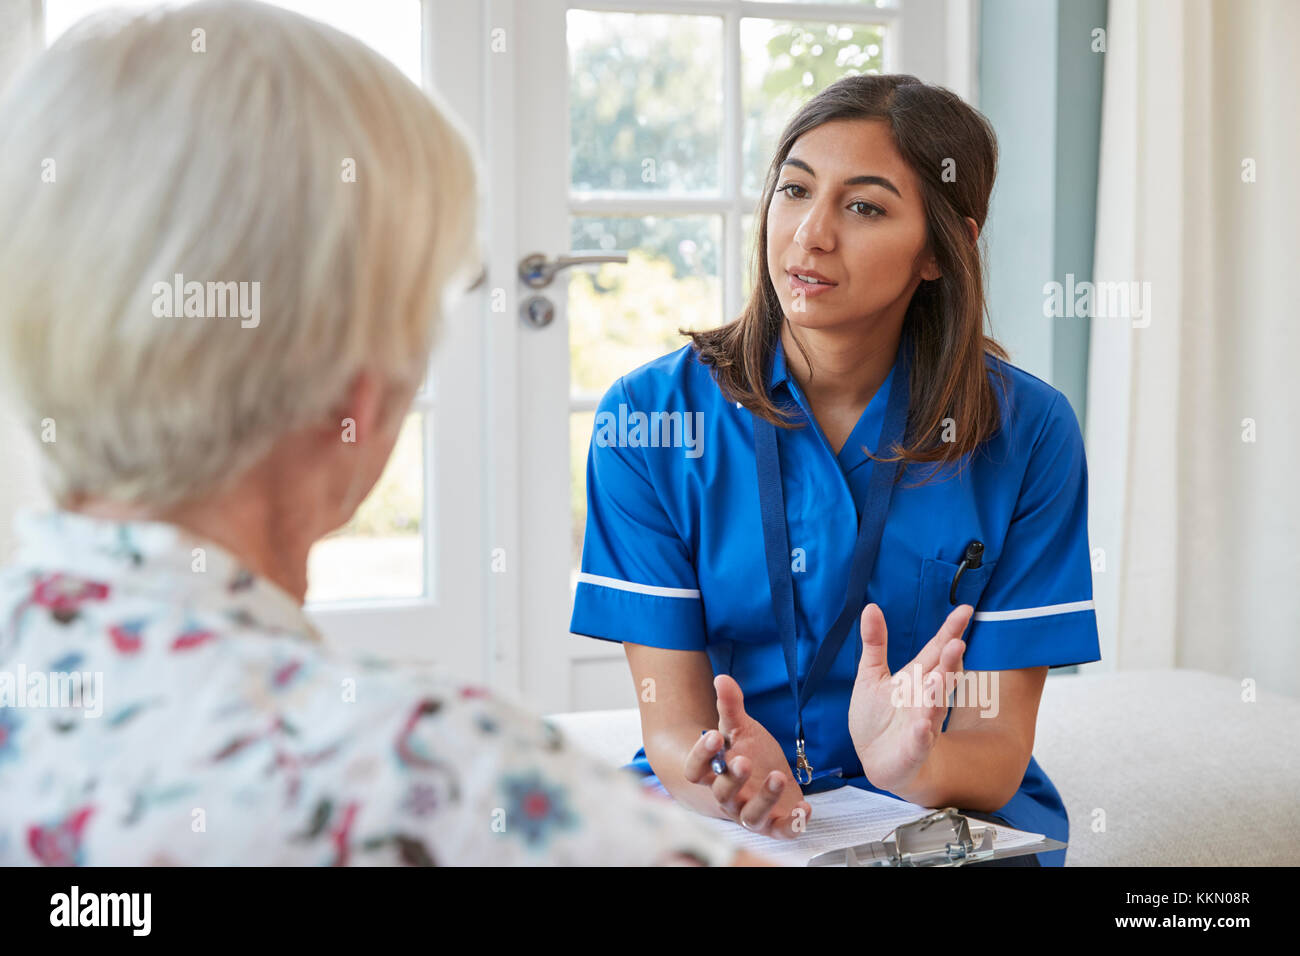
left=685, top=73, right=1010, bottom=476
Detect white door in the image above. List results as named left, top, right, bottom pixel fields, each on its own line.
left=505, top=0, right=973, bottom=714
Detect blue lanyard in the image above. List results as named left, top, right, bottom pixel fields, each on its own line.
left=752, top=334, right=912, bottom=785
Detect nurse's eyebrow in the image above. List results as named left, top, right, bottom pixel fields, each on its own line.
left=780, top=157, right=903, bottom=199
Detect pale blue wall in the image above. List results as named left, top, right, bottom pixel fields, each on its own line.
left=978, top=0, right=1107, bottom=429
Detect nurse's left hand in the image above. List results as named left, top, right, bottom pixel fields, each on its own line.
left=847, top=603, right=972, bottom=798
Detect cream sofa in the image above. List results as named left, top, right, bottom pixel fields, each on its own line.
left=546, top=668, right=1300, bottom=865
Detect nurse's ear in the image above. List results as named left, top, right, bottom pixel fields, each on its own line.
left=918, top=216, right=979, bottom=282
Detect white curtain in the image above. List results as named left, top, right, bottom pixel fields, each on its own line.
left=1087, top=0, right=1300, bottom=695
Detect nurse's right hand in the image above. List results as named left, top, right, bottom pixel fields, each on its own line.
left=682, top=674, right=813, bottom=839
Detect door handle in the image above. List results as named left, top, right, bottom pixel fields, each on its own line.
left=517, top=250, right=629, bottom=289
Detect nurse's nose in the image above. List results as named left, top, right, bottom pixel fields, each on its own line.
left=794, top=200, right=836, bottom=254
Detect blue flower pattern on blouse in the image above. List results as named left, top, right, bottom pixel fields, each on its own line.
left=500, top=770, right=578, bottom=850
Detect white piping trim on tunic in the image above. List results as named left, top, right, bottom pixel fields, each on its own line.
left=973, top=599, right=1094, bottom=622
left=576, top=572, right=701, bottom=599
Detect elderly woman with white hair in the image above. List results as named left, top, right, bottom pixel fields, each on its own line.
left=0, top=1, right=774, bottom=865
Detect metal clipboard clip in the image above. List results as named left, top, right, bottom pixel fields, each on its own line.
left=806, top=807, right=1049, bottom=867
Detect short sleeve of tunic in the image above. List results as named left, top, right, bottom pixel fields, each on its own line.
left=569, top=377, right=707, bottom=651
left=962, top=391, right=1101, bottom=670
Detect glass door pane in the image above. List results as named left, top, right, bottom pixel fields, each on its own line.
left=569, top=215, right=723, bottom=399
left=307, top=411, right=426, bottom=602
left=568, top=10, right=723, bottom=194
left=741, top=18, right=888, bottom=194
left=567, top=214, right=723, bottom=573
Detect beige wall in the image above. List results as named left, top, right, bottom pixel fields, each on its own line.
left=0, top=0, right=49, bottom=559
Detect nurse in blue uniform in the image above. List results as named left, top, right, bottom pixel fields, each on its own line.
left=569, top=74, right=1101, bottom=866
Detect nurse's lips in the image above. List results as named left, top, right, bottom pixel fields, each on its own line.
left=787, top=268, right=838, bottom=298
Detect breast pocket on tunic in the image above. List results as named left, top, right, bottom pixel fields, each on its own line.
left=908, top=556, right=997, bottom=660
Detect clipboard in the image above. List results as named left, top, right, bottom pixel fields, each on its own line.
left=805, top=807, right=1066, bottom=867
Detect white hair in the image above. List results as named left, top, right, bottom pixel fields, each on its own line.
left=0, top=0, right=481, bottom=507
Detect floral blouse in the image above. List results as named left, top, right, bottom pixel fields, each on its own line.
left=0, top=510, right=741, bottom=866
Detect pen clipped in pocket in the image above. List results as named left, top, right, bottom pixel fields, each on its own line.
left=907, top=555, right=996, bottom=659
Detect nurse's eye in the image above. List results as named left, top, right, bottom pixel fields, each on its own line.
left=849, top=200, right=885, bottom=219
left=777, top=182, right=809, bottom=200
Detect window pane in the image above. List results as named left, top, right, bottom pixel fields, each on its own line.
left=307, top=412, right=424, bottom=603
left=570, top=411, right=595, bottom=575
left=45, top=0, right=423, bottom=85
left=742, top=212, right=759, bottom=289
left=569, top=216, right=723, bottom=400
left=568, top=10, right=722, bottom=194
left=742, top=18, right=887, bottom=195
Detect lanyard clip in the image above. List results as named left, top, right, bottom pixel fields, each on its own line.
left=794, top=737, right=814, bottom=786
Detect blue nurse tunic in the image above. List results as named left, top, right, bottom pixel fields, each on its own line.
left=569, top=336, right=1102, bottom=866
